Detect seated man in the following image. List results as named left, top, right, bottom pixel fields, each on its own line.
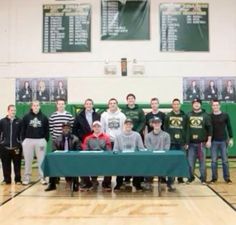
left=145, top=117, right=174, bottom=192
left=45, top=122, right=81, bottom=192
left=113, top=118, right=145, bottom=191
left=81, top=121, right=112, bottom=191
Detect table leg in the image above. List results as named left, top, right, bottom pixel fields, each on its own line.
left=158, top=180, right=162, bottom=197
left=70, top=180, right=74, bottom=197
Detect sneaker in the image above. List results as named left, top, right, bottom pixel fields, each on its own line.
left=186, top=177, right=194, bottom=184
left=80, top=184, right=93, bottom=191
left=40, top=178, right=47, bottom=185
left=225, top=179, right=232, bottom=184
left=135, top=186, right=144, bottom=192
left=15, top=181, right=22, bottom=185
left=114, top=185, right=121, bottom=192
left=177, top=178, right=184, bottom=184
left=1, top=180, right=11, bottom=185
left=209, top=179, right=217, bottom=184
left=102, top=184, right=112, bottom=192
left=201, top=181, right=207, bottom=185
left=22, top=178, right=30, bottom=185
left=142, top=182, right=152, bottom=191
left=167, top=186, right=176, bottom=192
left=45, top=184, right=56, bottom=192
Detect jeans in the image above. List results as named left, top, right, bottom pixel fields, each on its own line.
left=188, top=143, right=206, bottom=182
left=211, top=141, right=230, bottom=181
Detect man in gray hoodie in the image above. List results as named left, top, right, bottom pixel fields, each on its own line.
left=113, top=118, right=145, bottom=191
left=145, top=117, right=174, bottom=191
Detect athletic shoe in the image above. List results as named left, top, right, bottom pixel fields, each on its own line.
left=22, top=177, right=30, bottom=185
left=209, top=179, right=217, bottom=184
left=15, top=181, right=22, bottom=185
left=225, top=179, right=232, bottom=184
left=102, top=184, right=112, bottom=192
left=1, top=180, right=11, bottom=185
left=114, top=185, right=121, bottom=192
left=167, top=186, right=176, bottom=192
left=186, top=177, right=195, bottom=184
left=201, top=181, right=207, bottom=185
left=80, top=184, right=93, bottom=191
left=45, top=184, right=56, bottom=192
left=40, top=178, right=47, bottom=185
left=135, top=186, right=144, bottom=192
left=177, top=178, right=184, bottom=184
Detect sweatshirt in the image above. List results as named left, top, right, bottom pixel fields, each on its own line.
left=0, top=116, right=22, bottom=148
left=164, top=110, right=187, bottom=145
left=186, top=109, right=212, bottom=144
left=145, top=111, right=166, bottom=132
left=83, top=132, right=112, bottom=151
left=145, top=130, right=170, bottom=150
left=21, top=110, right=49, bottom=141
left=211, top=112, right=233, bottom=141
left=101, top=109, right=126, bottom=142
left=122, top=104, right=145, bottom=133
left=113, top=131, right=144, bottom=151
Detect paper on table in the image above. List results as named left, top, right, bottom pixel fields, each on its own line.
left=54, top=150, right=68, bottom=153
left=152, top=150, right=166, bottom=153
left=122, top=150, right=135, bottom=153
left=79, top=150, right=104, bottom=153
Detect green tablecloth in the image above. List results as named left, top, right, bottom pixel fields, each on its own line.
left=41, top=150, right=190, bottom=178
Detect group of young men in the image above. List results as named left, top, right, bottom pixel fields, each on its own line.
left=0, top=94, right=234, bottom=193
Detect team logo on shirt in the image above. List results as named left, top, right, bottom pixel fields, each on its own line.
left=189, top=116, right=203, bottom=128
left=29, top=118, right=42, bottom=128
left=108, top=117, right=120, bottom=129
left=169, top=117, right=183, bottom=129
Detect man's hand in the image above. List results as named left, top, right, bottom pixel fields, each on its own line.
left=228, top=138, right=234, bottom=148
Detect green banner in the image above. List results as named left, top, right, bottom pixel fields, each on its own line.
left=160, top=3, right=209, bottom=52
left=101, top=0, right=150, bottom=40
left=43, top=4, right=91, bottom=53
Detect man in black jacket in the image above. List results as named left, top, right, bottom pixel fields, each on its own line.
left=21, top=100, right=49, bottom=185
left=73, top=98, right=100, bottom=142
left=45, top=122, right=81, bottom=191
left=0, top=105, right=22, bottom=184
left=72, top=98, right=100, bottom=187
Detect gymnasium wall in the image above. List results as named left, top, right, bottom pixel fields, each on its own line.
left=0, top=0, right=236, bottom=117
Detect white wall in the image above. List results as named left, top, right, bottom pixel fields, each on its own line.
left=0, top=0, right=236, bottom=116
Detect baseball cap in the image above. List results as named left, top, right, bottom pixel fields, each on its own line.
left=151, top=117, right=162, bottom=123
left=93, top=121, right=102, bottom=126
left=192, top=98, right=202, bottom=105
left=124, top=118, right=133, bottom=124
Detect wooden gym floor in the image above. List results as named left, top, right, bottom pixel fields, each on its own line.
left=0, top=164, right=236, bottom=225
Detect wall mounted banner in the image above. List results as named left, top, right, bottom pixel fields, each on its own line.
left=101, top=0, right=150, bottom=40
left=43, top=4, right=91, bottom=53
left=183, top=77, right=236, bottom=103
left=160, top=3, right=209, bottom=52
left=16, top=78, right=68, bottom=103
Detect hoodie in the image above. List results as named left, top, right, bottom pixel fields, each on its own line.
left=122, top=104, right=145, bottom=133
left=186, top=109, right=212, bottom=144
left=21, top=110, right=49, bottom=141
left=101, top=109, right=126, bottom=142
left=164, top=110, right=187, bottom=145
left=113, top=131, right=144, bottom=151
